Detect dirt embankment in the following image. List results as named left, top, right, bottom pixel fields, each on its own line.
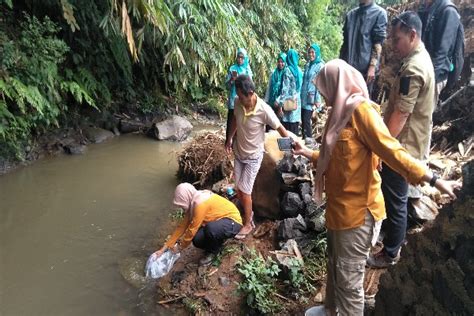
left=374, top=161, right=474, bottom=315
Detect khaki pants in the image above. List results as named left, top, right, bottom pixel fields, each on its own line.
left=325, top=211, right=381, bottom=316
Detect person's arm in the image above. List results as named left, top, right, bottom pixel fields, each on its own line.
left=225, top=112, right=237, bottom=154
left=179, top=204, right=206, bottom=249
left=367, top=43, right=382, bottom=83
left=385, top=105, right=410, bottom=138
left=431, top=8, right=459, bottom=81
left=155, top=214, right=190, bottom=256
left=354, top=104, right=460, bottom=198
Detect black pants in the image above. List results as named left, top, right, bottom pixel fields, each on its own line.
left=225, top=109, right=234, bottom=143
left=381, top=163, right=408, bottom=258
left=301, top=109, right=313, bottom=139
left=282, top=122, right=299, bottom=136
left=192, top=218, right=241, bottom=253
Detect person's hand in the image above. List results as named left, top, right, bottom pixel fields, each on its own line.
left=367, top=65, right=376, bottom=83
left=170, top=244, right=181, bottom=254
left=292, top=139, right=309, bottom=156
left=225, top=139, right=233, bottom=154
left=153, top=245, right=167, bottom=257
left=435, top=179, right=462, bottom=199
left=277, top=107, right=283, bottom=118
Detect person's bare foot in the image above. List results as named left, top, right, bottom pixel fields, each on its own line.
left=235, top=224, right=253, bottom=240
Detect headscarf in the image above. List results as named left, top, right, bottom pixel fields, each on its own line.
left=313, top=59, right=369, bottom=203
left=230, top=48, right=250, bottom=73
left=286, top=49, right=303, bottom=92
left=308, top=43, right=322, bottom=65
left=172, top=183, right=211, bottom=219
left=268, top=52, right=287, bottom=105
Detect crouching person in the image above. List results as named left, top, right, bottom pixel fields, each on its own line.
left=154, top=183, right=242, bottom=266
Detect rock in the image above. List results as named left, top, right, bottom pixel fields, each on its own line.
left=252, top=131, right=285, bottom=219
left=273, top=239, right=304, bottom=268
left=299, top=182, right=312, bottom=204
left=461, top=160, right=474, bottom=197
left=153, top=115, right=193, bottom=141
left=277, top=152, right=295, bottom=173
left=281, top=192, right=304, bottom=218
left=292, top=155, right=310, bottom=176
left=408, top=196, right=439, bottom=222
left=305, top=201, right=325, bottom=217
left=63, top=143, right=87, bottom=155
left=293, top=214, right=307, bottom=231
left=120, top=118, right=146, bottom=134
left=306, top=211, right=326, bottom=233
left=82, top=126, right=115, bottom=144
left=113, top=126, right=120, bottom=136
left=277, top=217, right=306, bottom=240
left=218, top=276, right=230, bottom=287
left=281, top=172, right=298, bottom=185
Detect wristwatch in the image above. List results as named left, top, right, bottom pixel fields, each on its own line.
left=429, top=173, right=439, bottom=187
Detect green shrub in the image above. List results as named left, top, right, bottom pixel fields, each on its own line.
left=236, top=248, right=281, bottom=314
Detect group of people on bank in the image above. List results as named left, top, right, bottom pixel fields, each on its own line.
left=154, top=0, right=464, bottom=315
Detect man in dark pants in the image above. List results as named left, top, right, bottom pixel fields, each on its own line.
left=340, top=0, right=387, bottom=98
left=367, top=12, right=435, bottom=268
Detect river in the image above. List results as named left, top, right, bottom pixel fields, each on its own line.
left=0, top=134, right=191, bottom=315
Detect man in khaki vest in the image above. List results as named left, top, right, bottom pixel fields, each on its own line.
left=367, top=11, right=435, bottom=268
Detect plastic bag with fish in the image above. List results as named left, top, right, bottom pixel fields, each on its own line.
left=145, top=250, right=180, bottom=279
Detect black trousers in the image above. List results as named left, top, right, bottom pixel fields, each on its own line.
left=381, top=163, right=408, bottom=258
left=301, top=109, right=313, bottom=139
left=192, top=218, right=241, bottom=253
left=282, top=122, right=299, bottom=136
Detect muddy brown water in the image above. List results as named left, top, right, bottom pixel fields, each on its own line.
left=0, top=133, right=206, bottom=315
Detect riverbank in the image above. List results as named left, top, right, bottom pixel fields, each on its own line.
left=0, top=105, right=223, bottom=176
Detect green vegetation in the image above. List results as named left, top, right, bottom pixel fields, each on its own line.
left=211, top=243, right=239, bottom=267
left=236, top=248, right=281, bottom=314
left=169, top=208, right=185, bottom=221
left=0, top=0, right=404, bottom=159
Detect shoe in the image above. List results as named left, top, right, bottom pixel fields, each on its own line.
left=305, top=305, right=327, bottom=316
left=199, top=253, right=215, bottom=266
left=366, top=249, right=400, bottom=268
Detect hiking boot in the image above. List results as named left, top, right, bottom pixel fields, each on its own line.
left=199, top=253, right=215, bottom=266
left=366, top=249, right=400, bottom=268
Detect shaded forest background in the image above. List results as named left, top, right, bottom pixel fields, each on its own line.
left=0, top=0, right=402, bottom=159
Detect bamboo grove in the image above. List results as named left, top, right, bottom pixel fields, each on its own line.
left=0, top=0, right=398, bottom=158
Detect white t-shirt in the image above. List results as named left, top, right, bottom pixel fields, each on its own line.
left=233, top=96, right=282, bottom=160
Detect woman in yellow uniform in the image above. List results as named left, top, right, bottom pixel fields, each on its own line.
left=295, top=59, right=460, bottom=316
left=154, top=183, right=242, bottom=266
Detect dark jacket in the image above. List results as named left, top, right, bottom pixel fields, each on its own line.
left=339, top=2, right=387, bottom=76
left=419, top=0, right=461, bottom=83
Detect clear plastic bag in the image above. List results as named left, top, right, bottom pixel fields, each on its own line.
left=145, top=250, right=180, bottom=279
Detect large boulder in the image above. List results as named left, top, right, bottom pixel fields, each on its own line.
left=153, top=115, right=193, bottom=141
left=82, top=126, right=115, bottom=144
left=251, top=131, right=285, bottom=219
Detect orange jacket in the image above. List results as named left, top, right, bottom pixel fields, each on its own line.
left=312, top=101, right=427, bottom=230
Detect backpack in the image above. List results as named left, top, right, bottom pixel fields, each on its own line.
left=424, top=3, right=465, bottom=89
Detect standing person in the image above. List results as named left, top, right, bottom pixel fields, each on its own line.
left=293, top=59, right=459, bottom=316
left=225, top=75, right=291, bottom=239
left=367, top=12, right=435, bottom=268
left=264, top=52, right=288, bottom=127
left=300, top=43, right=325, bottom=140
left=339, top=0, right=387, bottom=97
left=418, top=0, right=464, bottom=105
left=225, top=48, right=253, bottom=143
left=154, top=183, right=242, bottom=266
left=278, top=48, right=302, bottom=135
